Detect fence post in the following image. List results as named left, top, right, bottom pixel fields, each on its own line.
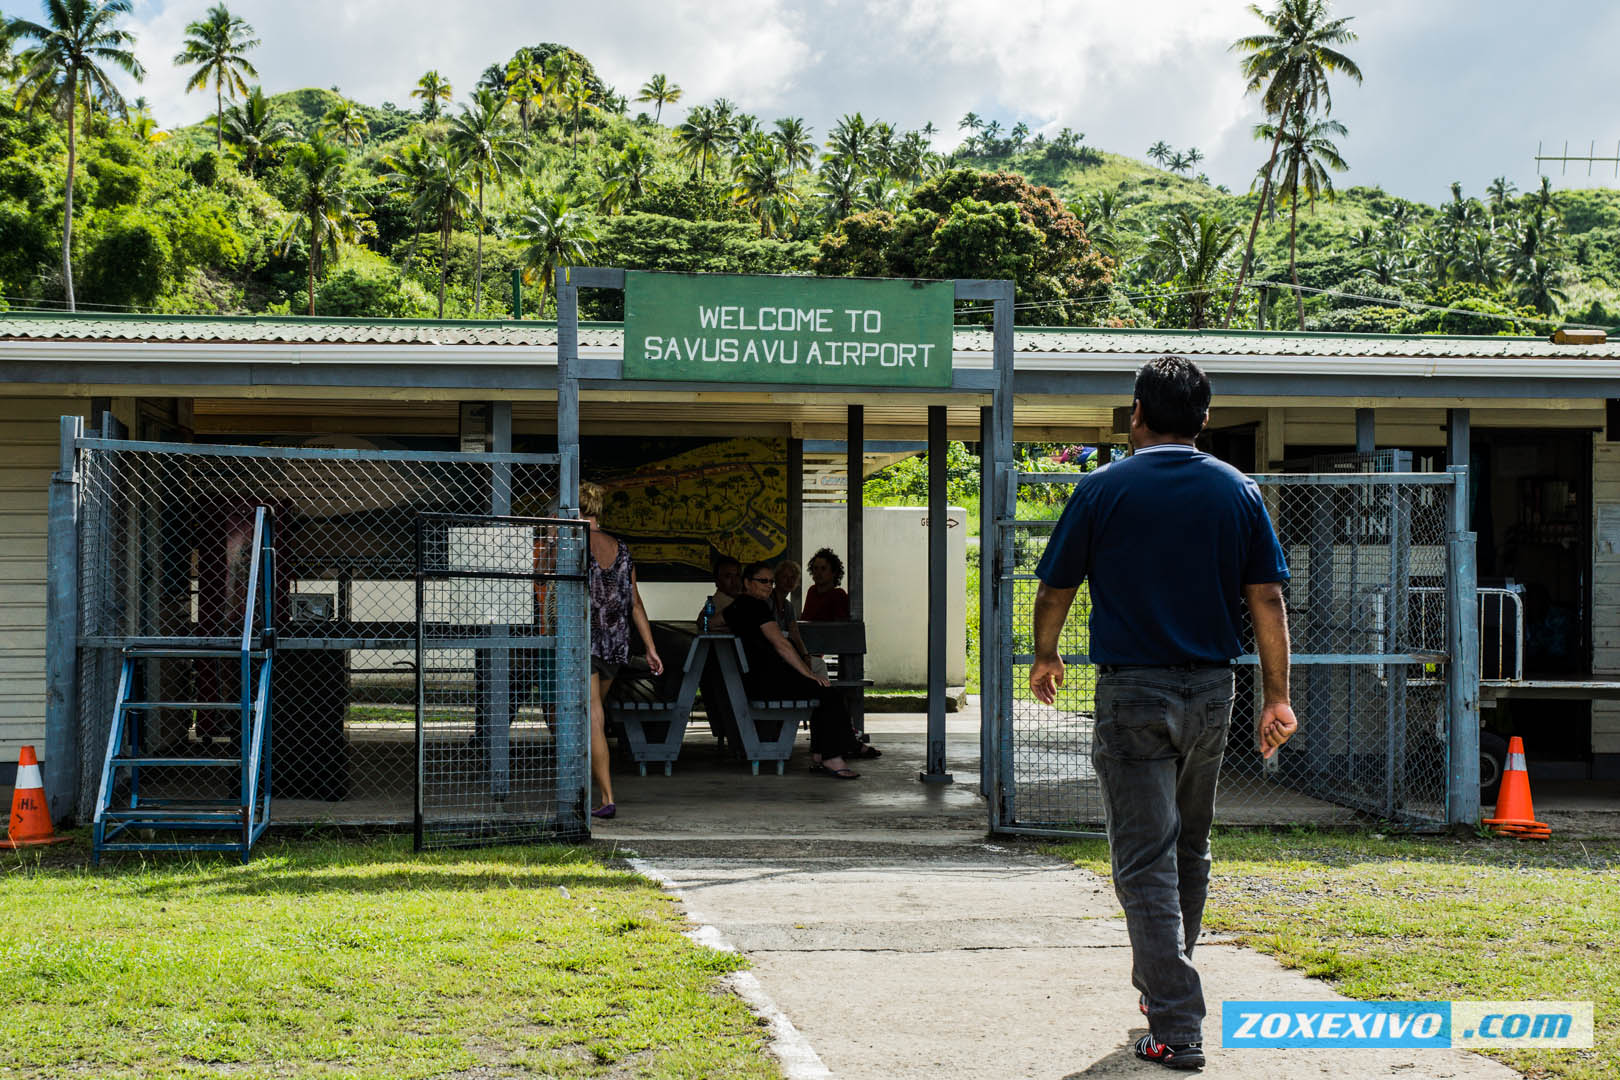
left=1446, top=466, right=1481, bottom=826
left=43, top=415, right=83, bottom=825
left=556, top=281, right=581, bottom=514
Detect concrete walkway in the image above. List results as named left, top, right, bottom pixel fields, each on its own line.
left=596, top=716, right=1523, bottom=1079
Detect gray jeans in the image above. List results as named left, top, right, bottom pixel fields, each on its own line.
left=1092, top=665, right=1235, bottom=1045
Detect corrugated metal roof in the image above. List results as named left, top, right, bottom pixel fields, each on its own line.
left=2, top=313, right=1618, bottom=359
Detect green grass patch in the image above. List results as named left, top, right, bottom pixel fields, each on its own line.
left=0, top=836, right=780, bottom=1079
left=1051, top=830, right=1620, bottom=1080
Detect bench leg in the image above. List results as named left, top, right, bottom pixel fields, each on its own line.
left=751, top=761, right=759, bottom=776
left=638, top=763, right=647, bottom=777
left=663, top=762, right=673, bottom=777
left=776, top=760, right=785, bottom=776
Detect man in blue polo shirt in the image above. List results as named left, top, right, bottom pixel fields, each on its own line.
left=1030, top=355, right=1297, bottom=1071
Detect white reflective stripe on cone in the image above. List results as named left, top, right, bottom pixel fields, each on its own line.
left=1506, top=752, right=1527, bottom=770
left=14, top=763, right=42, bottom=789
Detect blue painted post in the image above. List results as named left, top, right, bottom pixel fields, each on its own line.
left=557, top=283, right=581, bottom=514
left=922, top=405, right=952, bottom=783
left=490, top=402, right=512, bottom=799
left=978, top=405, right=995, bottom=797
left=846, top=405, right=865, bottom=736
left=1446, top=464, right=1482, bottom=826
left=44, top=415, right=83, bottom=824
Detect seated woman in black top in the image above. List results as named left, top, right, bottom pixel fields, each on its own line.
left=723, top=560, right=864, bottom=779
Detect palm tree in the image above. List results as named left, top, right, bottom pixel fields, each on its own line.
left=223, top=85, right=291, bottom=175
left=1486, top=175, right=1517, bottom=211
left=1009, top=121, right=1029, bottom=153
left=1079, top=189, right=1126, bottom=260
left=1255, top=112, right=1348, bottom=326
left=673, top=104, right=726, bottom=179
left=412, top=69, right=452, bottom=120
left=733, top=140, right=802, bottom=236
left=920, top=121, right=938, bottom=140
left=174, top=4, right=258, bottom=151
left=12, top=0, right=145, bottom=312
left=383, top=136, right=439, bottom=269
left=505, top=49, right=544, bottom=133
left=891, top=130, right=930, bottom=185
left=1222, top=0, right=1361, bottom=327
left=1146, top=140, right=1172, bottom=166
left=1147, top=208, right=1241, bottom=328
left=636, top=72, right=682, bottom=123
left=410, top=145, right=472, bottom=317
left=448, top=88, right=523, bottom=315
left=981, top=119, right=1002, bottom=152
left=958, top=112, right=981, bottom=133
left=599, top=144, right=654, bottom=212
left=817, top=158, right=861, bottom=224
left=277, top=135, right=367, bottom=315
left=1186, top=146, right=1205, bottom=168
left=562, top=75, right=596, bottom=162
left=1359, top=246, right=1415, bottom=289
left=320, top=100, right=368, bottom=147
left=826, top=112, right=869, bottom=171
left=772, top=117, right=816, bottom=172
left=514, top=194, right=597, bottom=315
left=1167, top=151, right=1191, bottom=175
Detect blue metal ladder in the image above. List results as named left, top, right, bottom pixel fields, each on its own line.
left=92, top=507, right=276, bottom=864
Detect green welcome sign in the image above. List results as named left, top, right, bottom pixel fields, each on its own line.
left=622, top=270, right=954, bottom=387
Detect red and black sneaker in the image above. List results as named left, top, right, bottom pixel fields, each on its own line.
left=1134, top=1034, right=1205, bottom=1070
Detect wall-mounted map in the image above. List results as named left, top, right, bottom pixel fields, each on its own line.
left=584, top=436, right=788, bottom=581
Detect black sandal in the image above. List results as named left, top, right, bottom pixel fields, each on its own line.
left=851, top=744, right=882, bottom=759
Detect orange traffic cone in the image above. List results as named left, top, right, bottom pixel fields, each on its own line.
left=1482, top=736, right=1551, bottom=840
left=0, top=746, right=70, bottom=849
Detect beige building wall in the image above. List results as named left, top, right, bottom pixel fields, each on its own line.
left=0, top=400, right=84, bottom=765
left=1593, top=440, right=1620, bottom=760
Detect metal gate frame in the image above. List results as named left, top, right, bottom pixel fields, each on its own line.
left=414, top=512, right=590, bottom=850
left=986, top=465, right=1479, bottom=837
left=47, top=425, right=569, bottom=828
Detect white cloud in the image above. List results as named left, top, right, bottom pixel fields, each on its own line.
left=5, top=0, right=1616, bottom=202
left=107, top=0, right=815, bottom=128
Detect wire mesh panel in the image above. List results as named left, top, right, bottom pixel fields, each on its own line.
left=73, top=438, right=561, bottom=825
left=992, top=469, right=1459, bottom=835
left=414, top=514, right=589, bottom=849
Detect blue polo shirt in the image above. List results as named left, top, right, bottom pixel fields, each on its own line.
left=1034, top=444, right=1289, bottom=665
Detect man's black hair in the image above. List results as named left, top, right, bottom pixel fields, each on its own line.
left=712, top=554, right=741, bottom=579
left=1133, top=355, right=1211, bottom=438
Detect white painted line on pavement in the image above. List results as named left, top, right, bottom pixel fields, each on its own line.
left=629, top=857, right=833, bottom=1080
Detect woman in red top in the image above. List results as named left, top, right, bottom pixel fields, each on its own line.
left=801, top=547, right=850, bottom=621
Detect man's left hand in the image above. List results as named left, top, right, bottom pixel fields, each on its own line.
left=1029, top=654, right=1065, bottom=705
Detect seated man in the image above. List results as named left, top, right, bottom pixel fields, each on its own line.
left=723, top=560, right=865, bottom=779
left=698, top=555, right=742, bottom=627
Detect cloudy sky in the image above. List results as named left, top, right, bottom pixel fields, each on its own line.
left=6, top=0, right=1618, bottom=204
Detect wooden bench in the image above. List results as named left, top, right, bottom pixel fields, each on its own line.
left=604, top=624, right=700, bottom=775
left=799, top=619, right=871, bottom=734
left=691, top=631, right=815, bottom=775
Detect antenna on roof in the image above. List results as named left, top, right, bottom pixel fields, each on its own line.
left=1535, top=139, right=1620, bottom=178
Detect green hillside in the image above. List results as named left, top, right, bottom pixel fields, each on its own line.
left=3, top=30, right=1616, bottom=334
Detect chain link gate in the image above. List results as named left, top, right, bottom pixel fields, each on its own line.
left=989, top=466, right=1461, bottom=835
left=414, top=514, right=589, bottom=849
left=73, top=437, right=562, bottom=827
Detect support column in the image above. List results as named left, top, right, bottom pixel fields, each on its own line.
left=1447, top=408, right=1470, bottom=469
left=1446, top=464, right=1481, bottom=826
left=487, top=402, right=513, bottom=798
left=922, top=405, right=952, bottom=783
left=556, top=283, right=581, bottom=513
left=1356, top=408, right=1376, bottom=454
left=44, top=415, right=83, bottom=824
left=787, top=436, right=803, bottom=608
left=978, top=406, right=995, bottom=796
left=846, top=405, right=865, bottom=735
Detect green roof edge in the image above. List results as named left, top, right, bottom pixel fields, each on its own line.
left=0, top=309, right=1559, bottom=345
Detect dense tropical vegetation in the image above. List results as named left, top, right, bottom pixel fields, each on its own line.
left=0, top=0, right=1616, bottom=333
